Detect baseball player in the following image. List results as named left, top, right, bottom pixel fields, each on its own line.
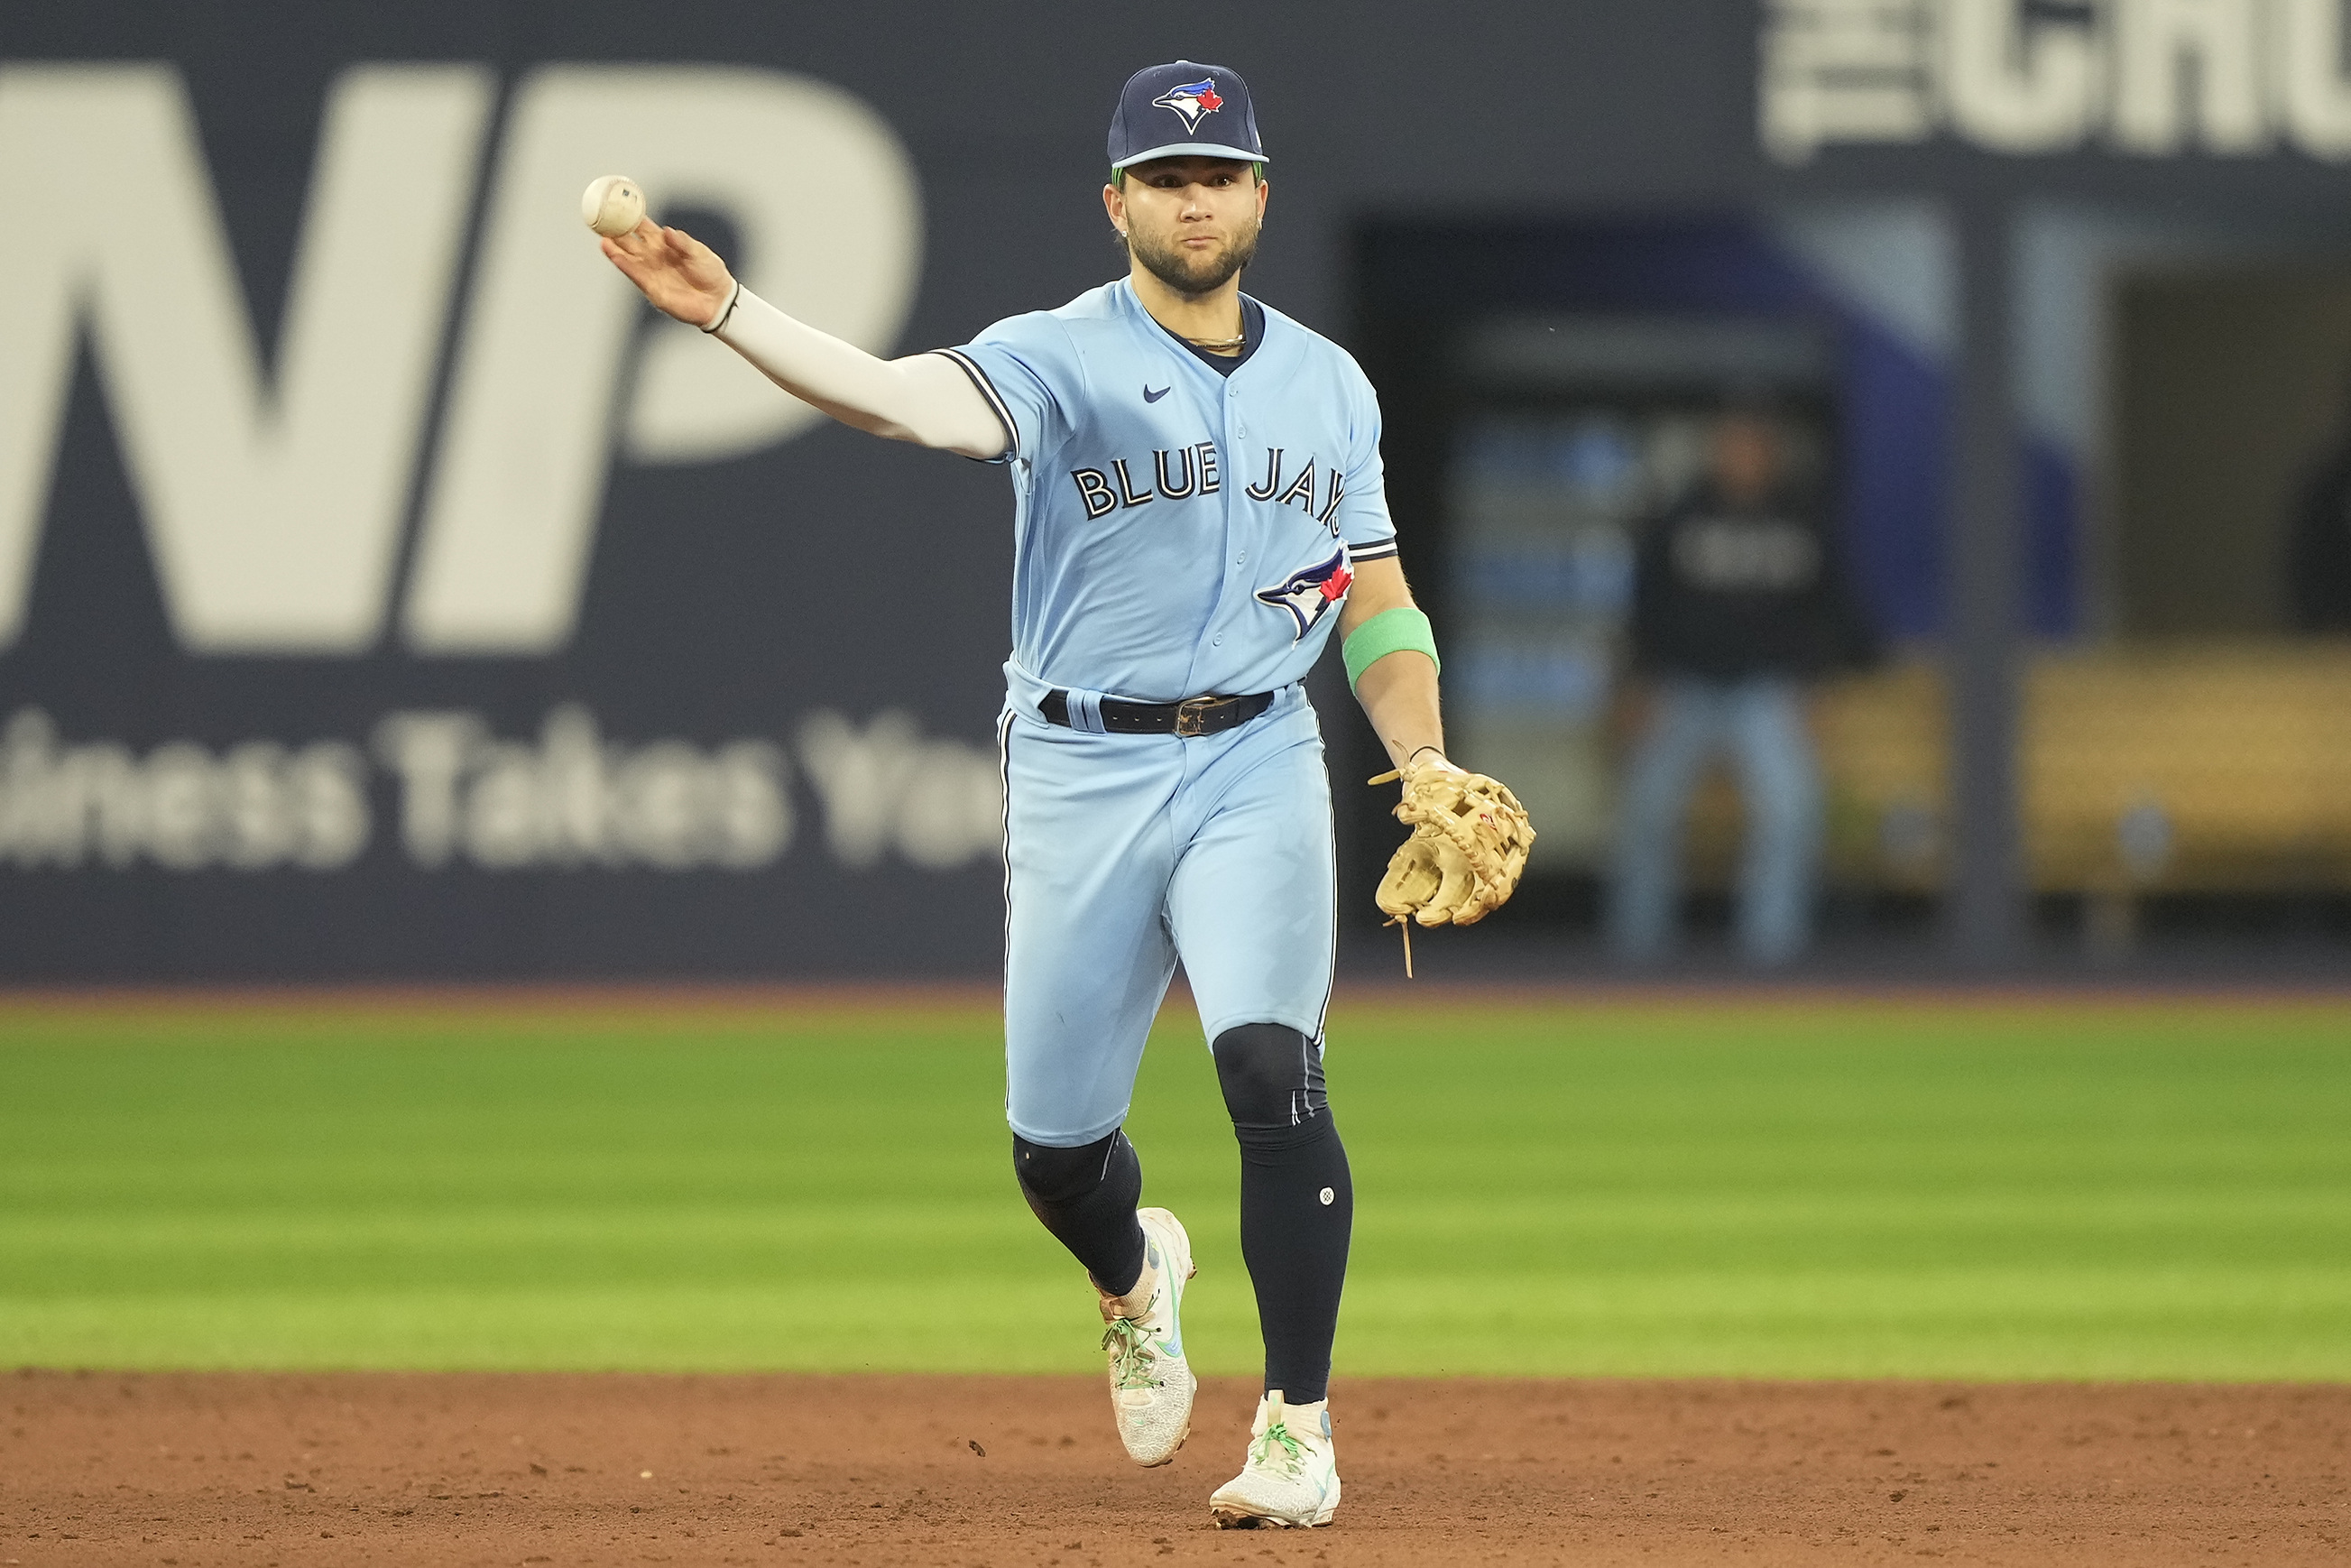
left=600, top=60, right=1528, bottom=1528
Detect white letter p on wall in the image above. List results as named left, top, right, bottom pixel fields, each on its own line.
left=401, top=66, right=923, bottom=655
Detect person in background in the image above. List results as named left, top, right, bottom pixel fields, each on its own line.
left=2285, top=375, right=2351, bottom=632
left=1609, top=400, right=1877, bottom=966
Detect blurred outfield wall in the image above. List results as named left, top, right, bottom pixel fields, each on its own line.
left=7, top=1, right=2351, bottom=978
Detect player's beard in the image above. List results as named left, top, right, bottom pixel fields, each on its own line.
left=1128, top=215, right=1260, bottom=299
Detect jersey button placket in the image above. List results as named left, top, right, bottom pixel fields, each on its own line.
left=1197, top=382, right=1249, bottom=694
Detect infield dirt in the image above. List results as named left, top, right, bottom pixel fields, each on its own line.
left=2, top=1372, right=2342, bottom=1566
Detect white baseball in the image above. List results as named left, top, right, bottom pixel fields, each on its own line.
left=581, top=175, right=646, bottom=238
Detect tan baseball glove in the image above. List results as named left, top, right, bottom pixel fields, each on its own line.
left=1369, top=752, right=1535, bottom=927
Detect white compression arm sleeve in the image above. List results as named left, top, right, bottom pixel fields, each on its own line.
left=708, top=285, right=1010, bottom=460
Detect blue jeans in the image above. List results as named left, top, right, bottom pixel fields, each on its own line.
left=1608, top=677, right=1824, bottom=966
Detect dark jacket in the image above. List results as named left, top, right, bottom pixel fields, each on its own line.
left=1627, top=483, right=1879, bottom=681
left=2288, top=447, right=2351, bottom=632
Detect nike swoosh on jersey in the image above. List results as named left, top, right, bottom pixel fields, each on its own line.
left=1144, top=384, right=1172, bottom=402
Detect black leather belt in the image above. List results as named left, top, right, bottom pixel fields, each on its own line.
left=1041, top=688, right=1276, bottom=737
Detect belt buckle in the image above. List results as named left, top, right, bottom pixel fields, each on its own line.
left=1173, top=695, right=1226, bottom=737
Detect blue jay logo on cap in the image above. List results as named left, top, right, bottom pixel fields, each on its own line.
left=1150, top=78, right=1226, bottom=132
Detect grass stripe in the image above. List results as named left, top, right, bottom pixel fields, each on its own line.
left=3, top=995, right=2345, bottom=1378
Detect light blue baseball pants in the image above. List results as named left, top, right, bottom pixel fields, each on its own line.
left=998, top=685, right=1336, bottom=1147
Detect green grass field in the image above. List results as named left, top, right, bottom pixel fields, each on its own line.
left=2, top=992, right=2346, bottom=1380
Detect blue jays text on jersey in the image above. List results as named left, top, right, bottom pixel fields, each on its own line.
left=934, top=280, right=1397, bottom=707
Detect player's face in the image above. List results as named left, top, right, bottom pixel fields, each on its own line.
left=1105, top=157, right=1268, bottom=298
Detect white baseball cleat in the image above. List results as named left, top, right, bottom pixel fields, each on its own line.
left=1096, top=1206, right=1196, bottom=1467
left=1209, top=1389, right=1341, bottom=1528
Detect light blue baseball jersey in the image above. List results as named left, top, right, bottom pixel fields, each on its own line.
left=936, top=280, right=1398, bottom=705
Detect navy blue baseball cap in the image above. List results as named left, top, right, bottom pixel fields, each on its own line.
left=1108, top=60, right=1268, bottom=170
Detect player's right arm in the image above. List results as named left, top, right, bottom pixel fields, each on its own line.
left=600, top=220, right=1009, bottom=460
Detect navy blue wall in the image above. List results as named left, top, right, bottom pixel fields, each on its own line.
left=3, top=2, right=2342, bottom=977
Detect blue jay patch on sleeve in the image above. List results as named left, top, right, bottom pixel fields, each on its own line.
left=1254, top=546, right=1353, bottom=641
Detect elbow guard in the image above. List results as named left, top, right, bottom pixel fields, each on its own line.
left=1341, top=606, right=1440, bottom=692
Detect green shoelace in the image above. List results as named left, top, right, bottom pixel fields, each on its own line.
left=1249, top=1417, right=1307, bottom=1475
left=1101, top=1316, right=1160, bottom=1391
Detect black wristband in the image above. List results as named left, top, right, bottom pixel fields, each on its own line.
left=700, top=280, right=743, bottom=335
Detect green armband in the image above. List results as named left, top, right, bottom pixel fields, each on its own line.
left=1341, top=606, right=1441, bottom=692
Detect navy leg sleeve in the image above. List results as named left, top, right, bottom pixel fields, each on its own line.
left=1213, top=1022, right=1352, bottom=1404
left=1012, top=1129, right=1147, bottom=1298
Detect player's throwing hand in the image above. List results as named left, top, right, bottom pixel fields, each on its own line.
left=601, top=219, right=736, bottom=328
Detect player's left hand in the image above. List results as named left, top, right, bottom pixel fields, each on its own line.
left=1368, top=753, right=1535, bottom=927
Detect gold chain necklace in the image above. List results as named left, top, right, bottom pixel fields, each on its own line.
left=1184, top=332, right=1247, bottom=351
